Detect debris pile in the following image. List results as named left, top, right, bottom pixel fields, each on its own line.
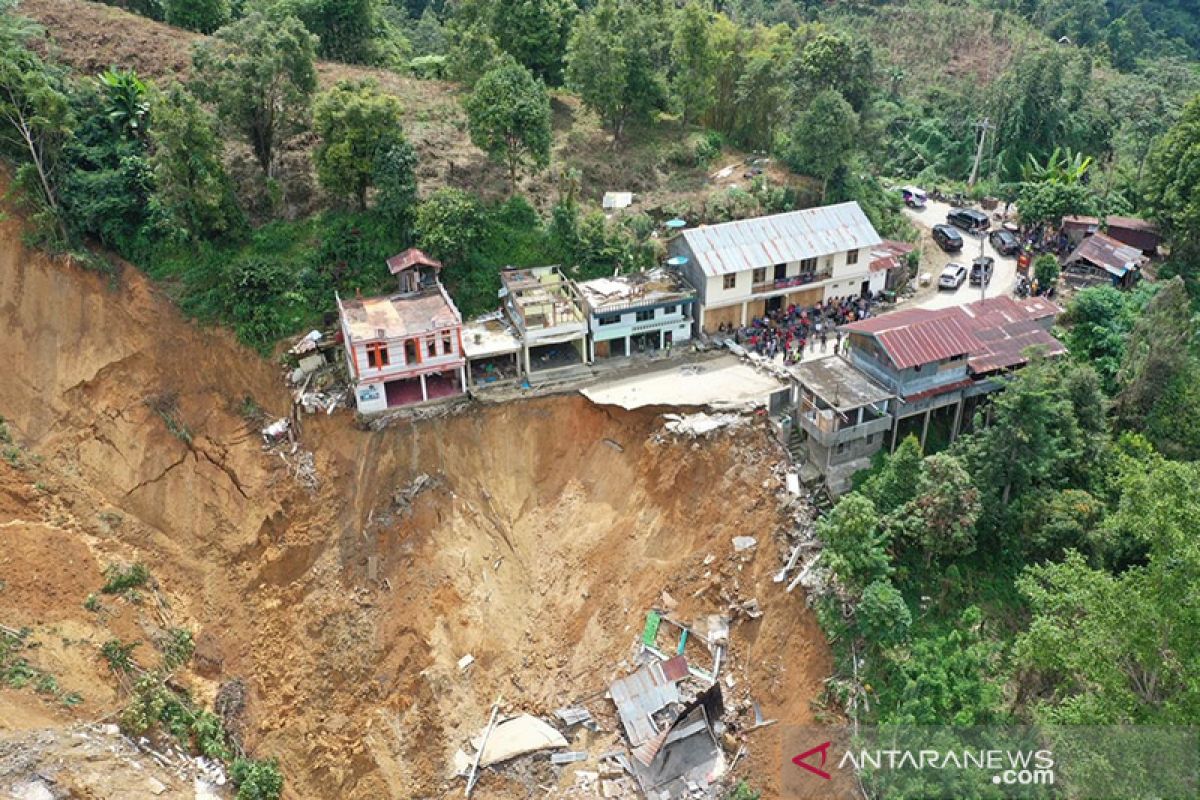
left=661, top=413, right=747, bottom=438
left=284, top=329, right=349, bottom=416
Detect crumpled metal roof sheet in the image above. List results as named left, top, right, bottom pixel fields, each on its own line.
left=680, top=202, right=882, bottom=278
left=610, top=656, right=688, bottom=748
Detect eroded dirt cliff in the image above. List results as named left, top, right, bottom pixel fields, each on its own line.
left=0, top=204, right=831, bottom=798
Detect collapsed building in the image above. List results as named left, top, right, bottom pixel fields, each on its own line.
left=790, top=296, right=1065, bottom=493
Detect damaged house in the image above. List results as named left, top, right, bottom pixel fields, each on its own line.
left=336, top=249, right=466, bottom=413
left=1061, top=231, right=1148, bottom=289
left=501, top=266, right=592, bottom=375
left=791, top=296, right=1065, bottom=493
left=577, top=268, right=697, bottom=360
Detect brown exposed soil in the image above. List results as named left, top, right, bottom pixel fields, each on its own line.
left=0, top=170, right=830, bottom=798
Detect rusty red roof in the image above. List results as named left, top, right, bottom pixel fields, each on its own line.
left=843, top=297, right=1064, bottom=373
left=386, top=248, right=443, bottom=275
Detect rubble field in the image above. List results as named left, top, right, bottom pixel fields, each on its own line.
left=0, top=193, right=832, bottom=798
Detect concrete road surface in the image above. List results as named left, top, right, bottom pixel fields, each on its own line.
left=903, top=199, right=1020, bottom=310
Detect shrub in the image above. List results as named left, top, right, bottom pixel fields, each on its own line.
left=231, top=757, right=284, bottom=800
left=101, top=639, right=140, bottom=673
left=102, top=563, right=150, bottom=594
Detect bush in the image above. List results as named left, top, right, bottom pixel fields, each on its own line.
left=102, top=563, right=149, bottom=594
left=231, top=758, right=284, bottom=800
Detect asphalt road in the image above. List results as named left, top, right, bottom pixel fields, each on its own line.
left=903, top=200, right=1020, bottom=310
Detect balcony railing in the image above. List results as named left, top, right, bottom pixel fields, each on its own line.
left=798, top=411, right=892, bottom=448
left=751, top=271, right=831, bottom=295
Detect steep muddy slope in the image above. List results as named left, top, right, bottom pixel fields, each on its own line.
left=0, top=201, right=830, bottom=799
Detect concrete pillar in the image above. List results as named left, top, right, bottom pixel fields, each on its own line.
left=950, top=396, right=964, bottom=442
left=740, top=301, right=748, bottom=326
left=589, top=337, right=595, bottom=362
left=890, top=412, right=900, bottom=453
left=524, top=346, right=531, bottom=377
left=920, top=407, right=932, bottom=450
left=625, top=335, right=631, bottom=357
left=459, top=365, right=466, bottom=392
left=420, top=373, right=428, bottom=402
left=856, top=407, right=864, bottom=425
left=465, top=361, right=474, bottom=389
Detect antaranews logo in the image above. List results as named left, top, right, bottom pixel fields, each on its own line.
left=791, top=740, right=833, bottom=781
left=781, top=725, right=1198, bottom=800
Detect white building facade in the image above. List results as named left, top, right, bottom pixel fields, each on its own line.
left=668, top=202, right=886, bottom=334
left=577, top=270, right=696, bottom=360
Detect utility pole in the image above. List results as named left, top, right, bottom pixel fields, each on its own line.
left=979, top=231, right=987, bottom=303
left=968, top=117, right=993, bottom=187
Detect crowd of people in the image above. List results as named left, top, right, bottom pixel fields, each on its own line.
left=717, top=293, right=883, bottom=365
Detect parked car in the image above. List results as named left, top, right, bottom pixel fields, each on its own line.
left=989, top=229, right=1021, bottom=256
left=901, top=185, right=928, bottom=209
left=939, top=262, right=967, bottom=290
left=947, top=207, right=990, bottom=233
left=932, top=224, right=964, bottom=252
left=970, top=256, right=995, bottom=286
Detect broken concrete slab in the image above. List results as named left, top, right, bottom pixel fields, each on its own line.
left=453, top=714, right=568, bottom=774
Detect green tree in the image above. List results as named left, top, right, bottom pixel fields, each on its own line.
left=165, top=0, right=230, bottom=33
left=275, top=0, right=388, bottom=64
left=415, top=188, right=484, bottom=266
left=564, top=0, right=665, bottom=140
left=1016, top=179, right=1097, bottom=227
left=0, top=7, right=72, bottom=235
left=1032, top=253, right=1060, bottom=289
left=373, top=137, right=418, bottom=228
left=1061, top=284, right=1154, bottom=392
left=1115, top=277, right=1197, bottom=436
left=817, top=493, right=892, bottom=595
left=782, top=88, right=857, bottom=201
left=313, top=80, right=406, bottom=210
left=191, top=12, right=318, bottom=177
left=897, top=453, right=980, bottom=567
left=1144, top=94, right=1200, bottom=294
left=860, top=435, right=922, bottom=514
left=444, top=0, right=502, bottom=85
left=792, top=31, right=874, bottom=113
left=875, top=607, right=1003, bottom=725
left=491, top=0, right=575, bottom=85
left=958, top=359, right=1082, bottom=509
left=856, top=579, right=911, bottom=646
left=1017, top=459, right=1200, bottom=726
left=670, top=1, right=714, bottom=126
left=464, top=57, right=552, bottom=193
left=150, top=84, right=243, bottom=241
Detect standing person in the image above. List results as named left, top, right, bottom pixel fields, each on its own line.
left=820, top=330, right=828, bottom=352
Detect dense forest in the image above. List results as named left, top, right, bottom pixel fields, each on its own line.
left=2, top=0, right=1200, bottom=797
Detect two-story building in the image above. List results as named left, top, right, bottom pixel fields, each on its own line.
left=500, top=266, right=591, bottom=375
left=337, top=249, right=466, bottom=413
left=576, top=268, right=696, bottom=360
left=791, top=296, right=1064, bottom=493
left=668, top=202, right=885, bottom=334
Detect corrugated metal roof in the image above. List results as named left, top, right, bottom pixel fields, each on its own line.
left=1066, top=233, right=1147, bottom=277
left=610, top=656, right=688, bottom=748
left=842, top=297, right=1064, bottom=372
left=680, top=202, right=883, bottom=278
